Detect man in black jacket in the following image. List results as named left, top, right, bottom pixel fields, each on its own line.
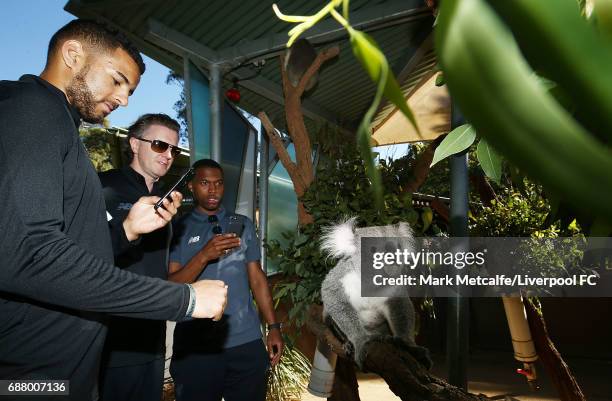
left=0, top=19, right=227, bottom=401
left=99, top=113, right=182, bottom=401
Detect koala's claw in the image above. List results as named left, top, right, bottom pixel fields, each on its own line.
left=343, top=341, right=355, bottom=359
left=391, top=337, right=433, bottom=370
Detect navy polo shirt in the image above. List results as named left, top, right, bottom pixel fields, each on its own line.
left=170, top=207, right=262, bottom=350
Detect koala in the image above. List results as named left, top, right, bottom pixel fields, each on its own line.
left=320, top=217, right=432, bottom=369
left=284, top=38, right=318, bottom=91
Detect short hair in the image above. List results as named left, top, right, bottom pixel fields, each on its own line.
left=126, top=113, right=180, bottom=160
left=193, top=159, right=223, bottom=174
left=47, top=19, right=145, bottom=75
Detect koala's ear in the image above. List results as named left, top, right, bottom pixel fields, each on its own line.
left=396, top=222, right=414, bottom=238
left=321, top=216, right=358, bottom=258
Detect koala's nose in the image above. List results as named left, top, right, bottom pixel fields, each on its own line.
left=384, top=241, right=396, bottom=253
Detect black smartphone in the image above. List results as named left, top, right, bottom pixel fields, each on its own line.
left=154, top=168, right=194, bottom=211
left=227, top=215, right=244, bottom=237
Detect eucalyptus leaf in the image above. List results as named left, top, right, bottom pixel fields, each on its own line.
left=349, top=29, right=419, bottom=132
left=430, top=124, right=476, bottom=167
left=476, top=138, right=502, bottom=184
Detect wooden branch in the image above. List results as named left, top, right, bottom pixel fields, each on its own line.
left=430, top=199, right=450, bottom=224
left=363, top=341, right=491, bottom=401
left=306, top=305, right=349, bottom=359
left=258, top=111, right=306, bottom=191
left=469, top=173, right=497, bottom=207
left=524, top=298, right=586, bottom=401
left=279, top=53, right=294, bottom=99
left=331, top=358, right=361, bottom=401
left=403, top=136, right=444, bottom=195
left=275, top=47, right=339, bottom=226
left=306, top=305, right=494, bottom=401
left=296, top=46, right=340, bottom=96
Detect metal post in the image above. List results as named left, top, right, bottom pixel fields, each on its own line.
left=447, top=104, right=469, bottom=389
left=209, top=63, right=222, bottom=162
left=258, top=130, right=270, bottom=274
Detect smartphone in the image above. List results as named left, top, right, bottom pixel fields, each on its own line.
left=227, top=215, right=244, bottom=237
left=154, top=168, right=194, bottom=211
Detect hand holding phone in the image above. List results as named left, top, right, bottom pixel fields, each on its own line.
left=154, top=168, right=194, bottom=211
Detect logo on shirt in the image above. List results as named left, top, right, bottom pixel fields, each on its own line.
left=117, top=202, right=133, bottom=211
left=188, top=236, right=200, bottom=245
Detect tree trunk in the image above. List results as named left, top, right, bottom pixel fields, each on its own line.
left=258, top=46, right=339, bottom=227
left=329, top=358, right=361, bottom=401
left=524, top=298, right=586, bottom=401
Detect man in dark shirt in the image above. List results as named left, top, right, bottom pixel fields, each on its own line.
left=99, top=113, right=182, bottom=401
left=0, top=19, right=227, bottom=401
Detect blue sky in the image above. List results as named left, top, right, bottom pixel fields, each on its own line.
left=0, top=0, right=182, bottom=129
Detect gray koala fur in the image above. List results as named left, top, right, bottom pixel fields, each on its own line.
left=320, top=217, right=432, bottom=369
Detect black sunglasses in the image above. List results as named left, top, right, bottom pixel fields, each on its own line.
left=135, top=137, right=181, bottom=157
left=208, top=215, right=223, bottom=235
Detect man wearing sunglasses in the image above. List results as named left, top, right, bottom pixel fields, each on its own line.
left=0, top=19, right=227, bottom=401
left=98, top=113, right=182, bottom=401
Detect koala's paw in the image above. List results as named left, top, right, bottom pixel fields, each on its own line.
left=343, top=341, right=355, bottom=360
left=353, top=335, right=395, bottom=370
left=392, top=337, right=433, bottom=370
left=408, top=345, right=433, bottom=370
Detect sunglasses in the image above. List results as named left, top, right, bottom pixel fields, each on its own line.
left=208, top=215, right=223, bottom=235
left=135, top=137, right=181, bottom=157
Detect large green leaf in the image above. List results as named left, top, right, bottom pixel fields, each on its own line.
left=430, top=124, right=476, bottom=167
left=487, top=0, right=612, bottom=140
left=476, top=138, right=502, bottom=184
left=436, top=0, right=612, bottom=223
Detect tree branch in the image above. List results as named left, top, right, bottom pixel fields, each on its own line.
left=279, top=53, right=294, bottom=99
left=296, top=46, right=340, bottom=96
left=306, top=305, right=349, bottom=359
left=306, top=305, right=494, bottom=401
left=524, top=298, right=586, bottom=401
left=258, top=111, right=306, bottom=191
left=403, top=136, right=444, bottom=195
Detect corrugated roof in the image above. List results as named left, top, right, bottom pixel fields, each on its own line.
left=65, top=0, right=437, bottom=139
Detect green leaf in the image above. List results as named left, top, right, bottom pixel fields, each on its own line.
left=487, top=0, right=612, bottom=140
left=349, top=29, right=387, bottom=208
left=348, top=28, right=422, bottom=207
left=349, top=29, right=419, bottom=133
left=430, top=124, right=476, bottom=167
left=421, top=207, right=433, bottom=232
left=476, top=138, right=502, bottom=184
left=435, top=73, right=445, bottom=87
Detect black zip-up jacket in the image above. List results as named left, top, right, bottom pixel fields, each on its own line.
left=99, top=167, right=170, bottom=367
left=0, top=75, right=190, bottom=401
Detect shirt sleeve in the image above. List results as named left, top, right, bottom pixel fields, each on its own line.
left=243, top=217, right=261, bottom=263
left=0, top=88, right=188, bottom=321
left=100, top=179, right=142, bottom=258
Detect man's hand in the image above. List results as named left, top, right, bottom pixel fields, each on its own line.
left=199, top=234, right=240, bottom=261
left=267, top=328, right=284, bottom=367
left=123, top=192, right=183, bottom=241
left=191, top=280, right=228, bottom=320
